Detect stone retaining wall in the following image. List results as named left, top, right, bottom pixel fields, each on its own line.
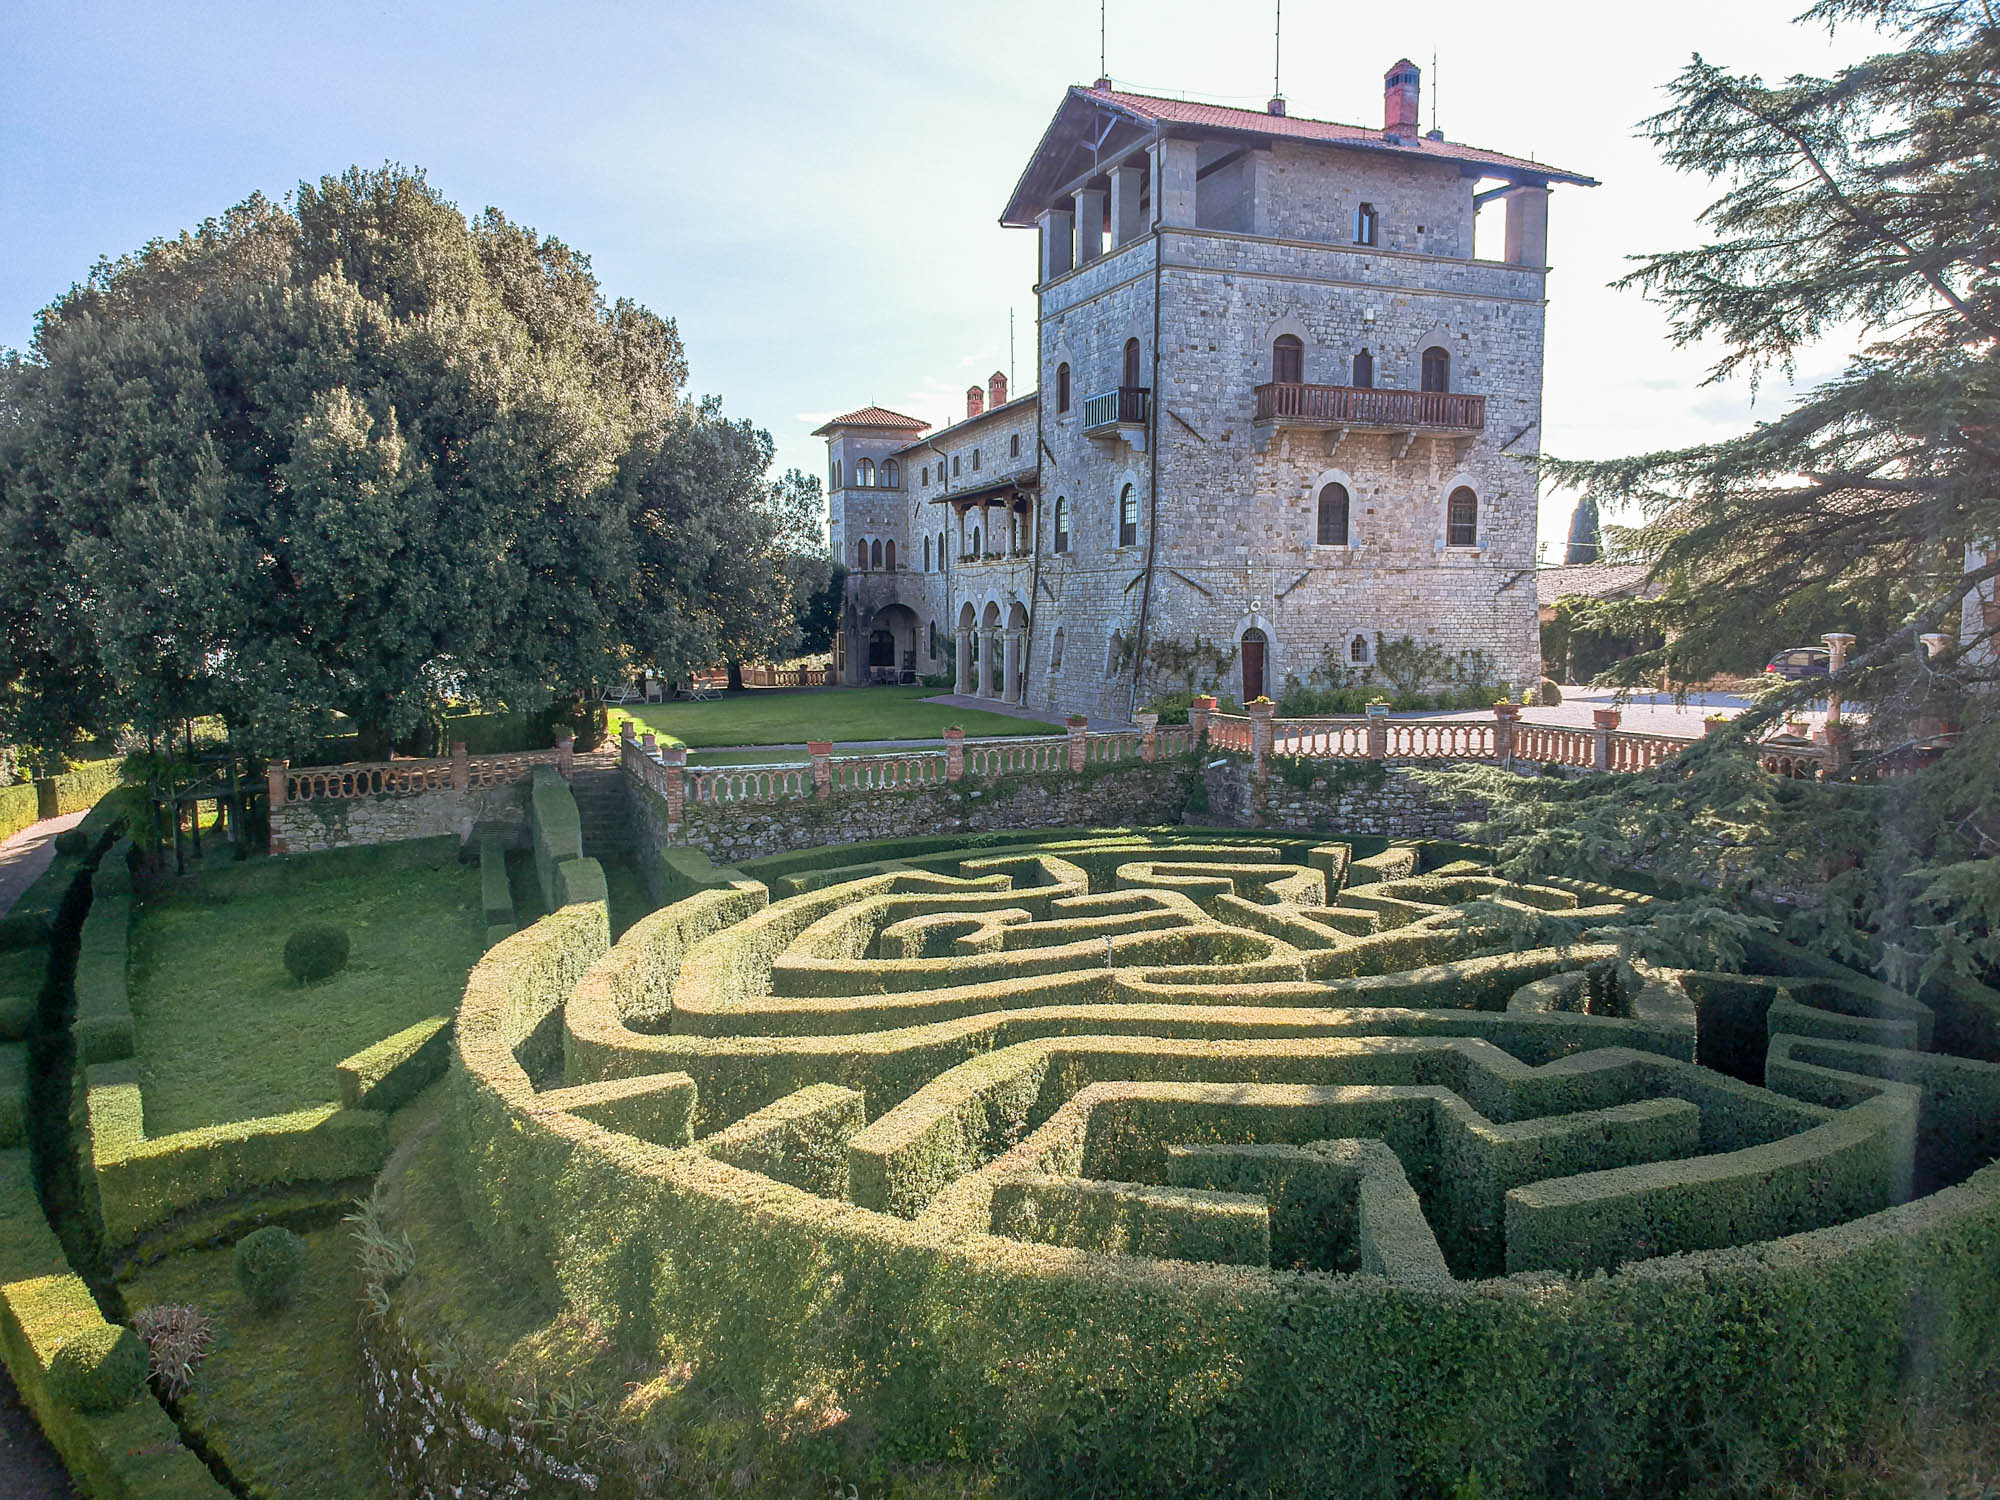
left=1197, top=757, right=1487, bottom=839
left=270, top=780, right=529, bottom=855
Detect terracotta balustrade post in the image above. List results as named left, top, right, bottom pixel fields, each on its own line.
left=621, top=720, right=636, bottom=745
left=1134, top=710, right=1159, bottom=762
left=1246, top=700, right=1276, bottom=782
left=1491, top=701, right=1519, bottom=766
left=662, top=745, right=687, bottom=827
left=944, top=725, right=965, bottom=781
left=450, top=740, right=470, bottom=792
left=808, top=741, right=834, bottom=797
left=1365, top=703, right=1389, bottom=761
left=556, top=734, right=575, bottom=778
left=1065, top=715, right=1088, bottom=772
left=641, top=733, right=658, bottom=756
left=1592, top=708, right=1621, bottom=771
left=1189, top=694, right=1216, bottom=745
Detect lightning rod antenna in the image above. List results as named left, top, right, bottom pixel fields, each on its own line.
left=1009, top=309, right=1016, bottom=394
left=1100, top=0, right=1106, bottom=81
left=1431, top=49, right=1438, bottom=133
left=1274, top=0, right=1282, bottom=99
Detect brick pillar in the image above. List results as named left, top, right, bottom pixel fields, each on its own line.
left=1365, top=704, right=1389, bottom=760
left=944, top=725, right=965, bottom=781
left=641, top=732, right=658, bottom=755
left=1823, top=721, right=1853, bottom=777
left=1247, top=699, right=1276, bottom=782
left=808, top=740, right=834, bottom=797
left=1135, top=711, right=1159, bottom=762
left=1066, top=715, right=1088, bottom=772
left=1189, top=694, right=1216, bottom=745
left=1491, top=702, right=1519, bottom=765
left=1592, top=708, right=1621, bottom=771
left=557, top=734, right=575, bottom=778
left=621, top=719, right=636, bottom=746
left=450, top=740, right=470, bottom=791
left=663, top=744, right=687, bottom=827
left=267, top=758, right=289, bottom=810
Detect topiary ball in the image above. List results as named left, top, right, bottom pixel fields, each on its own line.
left=282, top=924, right=350, bottom=985
left=1537, top=677, right=1564, bottom=706
left=52, top=828, right=88, bottom=858
left=48, top=1323, right=149, bottom=1413
left=233, top=1225, right=307, bottom=1312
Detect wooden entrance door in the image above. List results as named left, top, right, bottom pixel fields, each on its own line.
left=1241, top=629, right=1267, bottom=701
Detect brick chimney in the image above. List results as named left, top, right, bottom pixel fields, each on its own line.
left=988, top=370, right=1008, bottom=409
left=965, top=384, right=985, bottom=419
left=1383, top=58, right=1420, bottom=142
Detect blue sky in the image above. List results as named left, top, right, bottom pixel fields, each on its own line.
left=2, top=1, right=1871, bottom=550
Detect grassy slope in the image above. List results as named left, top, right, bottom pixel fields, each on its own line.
left=123, top=1224, right=391, bottom=1500
left=608, top=684, right=1061, bottom=748
left=128, top=864, right=483, bottom=1134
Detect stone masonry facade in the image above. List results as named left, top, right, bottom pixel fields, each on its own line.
left=819, top=61, right=1593, bottom=721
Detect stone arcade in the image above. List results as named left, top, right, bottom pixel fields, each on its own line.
left=821, top=60, right=1595, bottom=718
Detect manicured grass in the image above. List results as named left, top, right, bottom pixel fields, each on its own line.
left=129, top=861, right=484, bottom=1135
left=687, top=748, right=809, bottom=766
left=608, top=684, right=1061, bottom=749
left=122, top=1222, right=393, bottom=1500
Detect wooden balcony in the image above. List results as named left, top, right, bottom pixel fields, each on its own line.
left=1253, top=382, right=1485, bottom=434
left=1081, top=386, right=1150, bottom=438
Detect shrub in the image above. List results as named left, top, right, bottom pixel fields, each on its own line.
left=53, top=828, right=89, bottom=858
left=48, top=1323, right=150, bottom=1412
left=130, top=1303, right=216, bottom=1399
left=1525, top=677, right=1564, bottom=706
left=233, top=1225, right=307, bottom=1311
left=283, top=923, right=350, bottom=984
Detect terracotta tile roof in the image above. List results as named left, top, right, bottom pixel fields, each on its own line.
left=811, top=406, right=931, bottom=436
left=1097, top=87, right=1596, bottom=187
left=1536, top=562, right=1656, bottom=608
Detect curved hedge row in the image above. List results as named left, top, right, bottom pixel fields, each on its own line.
left=441, top=832, right=2000, bottom=1496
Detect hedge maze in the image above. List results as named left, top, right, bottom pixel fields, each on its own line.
left=433, top=827, right=2000, bottom=1496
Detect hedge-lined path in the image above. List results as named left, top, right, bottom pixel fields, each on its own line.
left=0, top=1360, right=75, bottom=1498
left=0, top=811, right=87, bottom=919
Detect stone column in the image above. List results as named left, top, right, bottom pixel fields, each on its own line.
left=556, top=734, right=575, bottom=778
left=1039, top=206, right=1074, bottom=281
left=1365, top=704, right=1389, bottom=760
left=1823, top=632, right=1856, bottom=724
left=1073, top=187, right=1107, bottom=264
left=663, top=745, right=687, bottom=828
left=1135, top=711, right=1159, bottom=762
left=1110, top=166, right=1145, bottom=246
left=808, top=741, right=833, bottom=797
left=267, top=759, right=288, bottom=810
left=1066, top=714, right=1089, bottom=772
left=1003, top=630, right=1024, bottom=704
left=1491, top=702, right=1518, bottom=766
left=955, top=629, right=973, bottom=695
left=1592, top=708, right=1621, bottom=771
left=1153, top=139, right=1198, bottom=227
left=1823, top=720, right=1853, bottom=777
left=451, top=740, right=470, bottom=792
left=1247, top=700, right=1276, bottom=783
left=982, top=631, right=1002, bottom=697
left=944, top=725, right=965, bottom=781
left=1189, top=694, right=1216, bottom=745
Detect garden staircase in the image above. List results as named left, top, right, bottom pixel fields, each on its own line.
left=566, top=752, right=634, bottom=862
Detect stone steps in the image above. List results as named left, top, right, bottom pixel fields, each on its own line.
left=567, top=763, right=633, bottom=860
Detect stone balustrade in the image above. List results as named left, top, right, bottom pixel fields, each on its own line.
left=269, top=739, right=573, bottom=807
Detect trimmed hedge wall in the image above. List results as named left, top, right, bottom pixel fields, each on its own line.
left=0, top=780, right=36, bottom=844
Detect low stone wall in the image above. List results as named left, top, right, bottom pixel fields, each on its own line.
left=633, top=758, right=1202, bottom=867
left=1198, top=758, right=1488, bottom=840
left=270, top=780, right=529, bottom=855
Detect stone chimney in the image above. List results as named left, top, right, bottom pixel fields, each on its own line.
left=965, top=384, right=985, bottom=419
left=988, top=370, right=1008, bottom=409
left=1267, top=95, right=1286, bottom=116
left=1383, top=58, right=1420, bottom=142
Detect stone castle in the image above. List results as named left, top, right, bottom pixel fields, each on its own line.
left=818, top=61, right=1594, bottom=718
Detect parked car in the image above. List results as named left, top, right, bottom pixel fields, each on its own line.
left=1764, top=647, right=1831, bottom=680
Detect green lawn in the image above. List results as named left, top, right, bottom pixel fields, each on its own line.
left=123, top=1222, right=392, bottom=1500
left=129, top=860, right=485, bottom=1135
left=608, top=684, right=1062, bottom=748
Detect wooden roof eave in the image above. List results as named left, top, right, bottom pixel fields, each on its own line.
left=1000, top=89, right=1162, bottom=228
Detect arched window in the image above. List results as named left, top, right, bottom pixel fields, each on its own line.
left=1118, top=483, right=1138, bottom=547
left=1123, top=338, right=1141, bottom=388
left=1057, top=363, right=1071, bottom=412
left=885, top=539, right=896, bottom=571
left=855, top=539, right=868, bottom=570
left=832, top=458, right=842, bottom=489
left=1350, top=633, right=1371, bottom=665
left=1352, top=348, right=1374, bottom=388
left=952, top=455, right=961, bottom=476
left=1316, top=482, right=1350, bottom=546
left=1447, top=486, right=1479, bottom=547
left=971, top=448, right=980, bottom=471
left=924, top=536, right=931, bottom=572
left=938, top=530, right=947, bottom=567
left=1272, top=335, right=1303, bottom=385
left=1054, top=497, right=1070, bottom=553
left=921, top=464, right=929, bottom=486
left=871, top=539, right=884, bottom=569
left=971, top=525, right=981, bottom=555
left=1051, top=628, right=1066, bottom=670
left=1355, top=202, right=1378, bottom=246
left=1010, top=433, right=1021, bottom=459
left=856, top=458, right=875, bottom=487
left=883, top=459, right=899, bottom=487
left=1421, top=347, right=1450, bottom=393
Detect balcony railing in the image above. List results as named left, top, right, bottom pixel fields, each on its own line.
left=1253, top=382, right=1485, bottom=432
left=1082, top=386, right=1150, bottom=435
